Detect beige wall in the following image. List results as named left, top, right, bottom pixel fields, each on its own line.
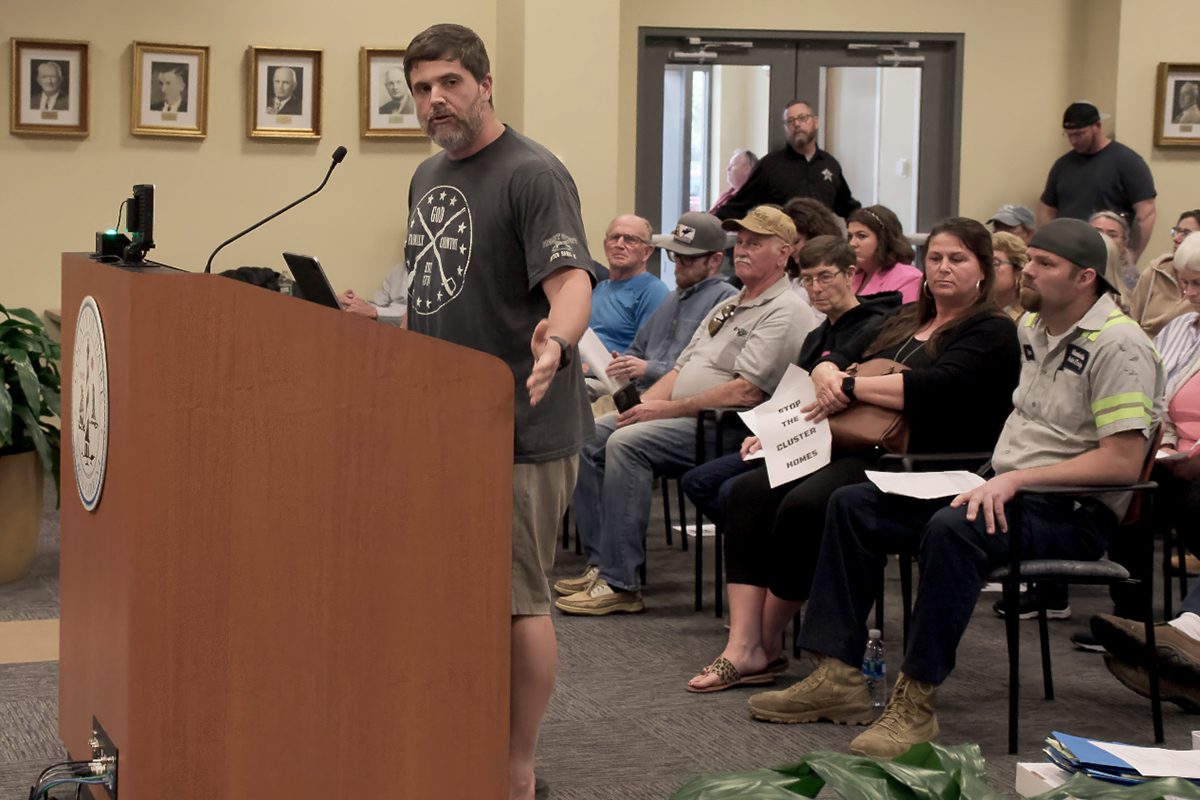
left=1, top=0, right=496, bottom=314
left=1115, top=0, right=1200, bottom=258
left=6, top=0, right=1199, bottom=314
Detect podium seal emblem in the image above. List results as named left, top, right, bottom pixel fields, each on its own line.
left=71, top=296, right=109, bottom=511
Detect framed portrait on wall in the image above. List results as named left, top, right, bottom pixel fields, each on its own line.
left=10, top=38, right=89, bottom=136
left=1154, top=62, right=1200, bottom=146
left=131, top=42, right=209, bottom=138
left=360, top=47, right=423, bottom=139
left=248, top=46, right=321, bottom=139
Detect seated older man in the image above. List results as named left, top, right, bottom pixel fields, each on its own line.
left=605, top=211, right=739, bottom=393
left=557, top=206, right=818, bottom=615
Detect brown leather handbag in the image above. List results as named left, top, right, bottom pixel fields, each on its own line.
left=828, top=358, right=911, bottom=454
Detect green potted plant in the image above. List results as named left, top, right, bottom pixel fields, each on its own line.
left=0, top=303, right=61, bottom=583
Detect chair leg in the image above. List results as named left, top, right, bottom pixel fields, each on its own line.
left=661, top=479, right=673, bottom=547
left=562, top=508, right=570, bottom=550
left=694, top=505, right=704, bottom=612
left=1163, top=530, right=1174, bottom=620
left=900, top=553, right=913, bottom=652
left=677, top=478, right=688, bottom=550
left=1036, top=591, right=1054, bottom=701
left=1004, top=579, right=1021, bottom=755
left=874, top=569, right=885, bottom=636
left=1177, top=531, right=1189, bottom=604
left=1144, top=588, right=1165, bottom=743
left=714, top=518, right=724, bottom=618
left=792, top=611, right=803, bottom=658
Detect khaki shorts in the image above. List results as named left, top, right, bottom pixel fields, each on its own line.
left=512, top=454, right=579, bottom=616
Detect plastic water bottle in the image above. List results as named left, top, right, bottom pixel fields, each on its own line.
left=862, top=628, right=887, bottom=709
left=278, top=273, right=296, bottom=296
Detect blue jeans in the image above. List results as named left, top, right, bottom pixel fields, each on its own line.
left=573, top=413, right=738, bottom=591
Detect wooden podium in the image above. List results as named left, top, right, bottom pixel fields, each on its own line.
left=58, top=253, right=514, bottom=798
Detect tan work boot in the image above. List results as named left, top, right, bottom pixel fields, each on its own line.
left=849, top=672, right=939, bottom=758
left=747, top=656, right=876, bottom=724
left=553, top=565, right=599, bottom=596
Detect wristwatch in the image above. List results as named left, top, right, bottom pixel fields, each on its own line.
left=548, top=335, right=574, bottom=371
left=841, top=376, right=857, bottom=401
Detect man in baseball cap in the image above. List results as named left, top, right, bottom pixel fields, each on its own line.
left=1024, top=217, right=1117, bottom=304
left=1038, top=101, right=1157, bottom=260
left=557, top=204, right=815, bottom=616
left=598, top=212, right=738, bottom=393
left=987, top=203, right=1037, bottom=243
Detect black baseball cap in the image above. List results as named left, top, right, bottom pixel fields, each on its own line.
left=1028, top=218, right=1115, bottom=293
left=1063, top=102, right=1102, bottom=130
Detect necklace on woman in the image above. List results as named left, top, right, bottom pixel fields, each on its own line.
left=894, top=335, right=927, bottom=365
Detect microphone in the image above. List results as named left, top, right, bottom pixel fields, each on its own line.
left=203, top=146, right=348, bottom=273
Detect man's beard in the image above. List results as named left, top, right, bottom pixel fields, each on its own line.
left=423, top=96, right=485, bottom=152
left=790, top=129, right=815, bottom=149
left=1019, top=285, right=1042, bottom=311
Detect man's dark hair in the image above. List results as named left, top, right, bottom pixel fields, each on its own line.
left=404, top=23, right=491, bottom=87
left=783, top=99, right=814, bottom=114
left=156, top=63, right=187, bottom=84
left=783, top=197, right=842, bottom=240
left=797, top=235, right=854, bottom=272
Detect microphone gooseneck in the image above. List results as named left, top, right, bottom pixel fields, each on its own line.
left=203, top=146, right=348, bottom=274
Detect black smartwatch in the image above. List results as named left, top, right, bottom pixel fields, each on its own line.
left=841, top=376, right=857, bottom=401
left=548, top=335, right=574, bottom=371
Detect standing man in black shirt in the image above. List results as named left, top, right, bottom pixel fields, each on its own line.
left=714, top=100, right=861, bottom=221
left=1038, top=102, right=1157, bottom=261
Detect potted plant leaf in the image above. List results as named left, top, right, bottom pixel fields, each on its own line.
left=0, top=303, right=61, bottom=583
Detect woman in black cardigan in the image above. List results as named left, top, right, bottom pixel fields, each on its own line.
left=688, top=217, right=1020, bottom=692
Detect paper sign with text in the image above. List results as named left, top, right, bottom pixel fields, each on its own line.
left=751, top=365, right=832, bottom=487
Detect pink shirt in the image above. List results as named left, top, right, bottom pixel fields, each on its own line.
left=1169, top=370, right=1200, bottom=454
left=852, top=262, right=922, bottom=303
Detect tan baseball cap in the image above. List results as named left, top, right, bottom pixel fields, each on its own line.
left=721, top=205, right=797, bottom=245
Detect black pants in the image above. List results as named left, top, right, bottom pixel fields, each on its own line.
left=722, top=454, right=875, bottom=601
left=799, top=482, right=1115, bottom=686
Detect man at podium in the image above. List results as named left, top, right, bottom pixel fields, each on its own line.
left=403, top=23, right=595, bottom=800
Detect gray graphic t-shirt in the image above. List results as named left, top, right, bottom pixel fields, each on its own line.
left=406, top=127, right=595, bottom=462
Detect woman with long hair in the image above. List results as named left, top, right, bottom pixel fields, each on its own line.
left=686, top=217, right=1019, bottom=692
left=847, top=205, right=921, bottom=302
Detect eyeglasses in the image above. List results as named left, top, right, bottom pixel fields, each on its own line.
left=1171, top=227, right=1198, bottom=240
left=798, top=270, right=844, bottom=287
left=708, top=302, right=737, bottom=336
left=605, top=233, right=650, bottom=247
left=665, top=251, right=712, bottom=263
left=785, top=113, right=814, bottom=127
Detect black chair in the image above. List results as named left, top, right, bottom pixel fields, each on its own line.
left=992, top=429, right=1165, bottom=754
left=694, top=408, right=746, bottom=616
left=874, top=452, right=994, bottom=650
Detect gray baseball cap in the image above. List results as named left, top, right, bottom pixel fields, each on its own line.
left=652, top=212, right=729, bottom=255
left=1028, top=218, right=1115, bottom=293
left=988, top=204, right=1036, bottom=229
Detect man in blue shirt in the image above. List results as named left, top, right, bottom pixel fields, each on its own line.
left=589, top=215, right=670, bottom=353
left=605, top=212, right=738, bottom=391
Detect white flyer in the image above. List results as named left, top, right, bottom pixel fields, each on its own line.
left=750, top=364, right=832, bottom=488
left=578, top=328, right=619, bottom=394
left=864, top=470, right=986, bottom=499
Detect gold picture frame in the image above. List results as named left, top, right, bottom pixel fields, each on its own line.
left=360, top=47, right=423, bottom=139
left=1154, top=62, right=1200, bottom=147
left=131, top=42, right=209, bottom=138
left=248, top=46, right=321, bottom=139
left=10, top=38, right=89, bottom=137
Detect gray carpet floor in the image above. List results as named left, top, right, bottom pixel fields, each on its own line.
left=1, top=478, right=1195, bottom=799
